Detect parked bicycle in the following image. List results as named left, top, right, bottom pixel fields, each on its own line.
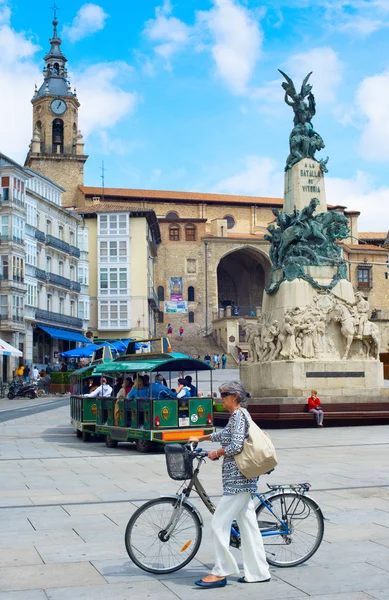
left=125, top=443, right=325, bottom=574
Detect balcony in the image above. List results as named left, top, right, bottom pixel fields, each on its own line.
left=25, top=305, right=36, bottom=320
left=70, top=281, right=81, bottom=292
left=148, top=286, right=159, bottom=310
left=46, top=234, right=70, bottom=254
left=12, top=236, right=24, bottom=246
left=35, top=308, right=83, bottom=329
left=35, top=230, right=45, bottom=243
left=35, top=268, right=47, bottom=281
left=47, top=273, right=72, bottom=289
left=69, top=245, right=81, bottom=258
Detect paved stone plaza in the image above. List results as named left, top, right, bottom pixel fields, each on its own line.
left=0, top=394, right=389, bottom=600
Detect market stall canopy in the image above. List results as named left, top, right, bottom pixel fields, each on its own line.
left=0, top=339, right=22, bottom=357
left=37, top=325, right=90, bottom=343
left=60, top=344, right=101, bottom=358
left=95, top=354, right=213, bottom=375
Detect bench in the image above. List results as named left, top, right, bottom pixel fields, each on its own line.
left=213, top=402, right=389, bottom=428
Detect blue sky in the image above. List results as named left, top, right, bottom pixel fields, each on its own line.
left=1, top=0, right=389, bottom=230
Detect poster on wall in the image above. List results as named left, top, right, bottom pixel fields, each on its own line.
left=170, top=277, right=183, bottom=301
left=164, top=301, right=188, bottom=314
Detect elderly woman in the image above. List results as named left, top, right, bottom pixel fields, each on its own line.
left=189, top=380, right=270, bottom=588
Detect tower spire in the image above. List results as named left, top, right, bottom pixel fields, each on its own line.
left=51, top=3, right=59, bottom=37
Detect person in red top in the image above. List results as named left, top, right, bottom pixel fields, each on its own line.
left=179, top=326, right=184, bottom=340
left=308, top=390, right=324, bottom=426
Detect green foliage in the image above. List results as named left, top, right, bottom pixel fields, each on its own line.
left=50, top=372, right=64, bottom=384
left=213, top=402, right=226, bottom=413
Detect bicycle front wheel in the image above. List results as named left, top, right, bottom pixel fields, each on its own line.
left=256, top=492, right=324, bottom=567
left=125, top=497, right=202, bottom=574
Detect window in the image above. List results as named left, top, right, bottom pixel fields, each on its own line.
left=223, top=215, right=235, bottom=229
left=166, top=211, right=179, bottom=220
left=58, top=261, right=63, bottom=276
left=69, top=230, right=75, bottom=246
left=47, top=294, right=52, bottom=312
left=99, top=267, right=128, bottom=295
left=59, top=297, right=64, bottom=314
left=158, top=310, right=164, bottom=323
left=13, top=216, right=24, bottom=241
left=99, top=300, right=129, bottom=329
left=46, top=256, right=51, bottom=272
left=26, top=201, right=37, bottom=227
left=357, top=266, right=372, bottom=288
left=188, top=286, right=195, bottom=302
left=0, top=256, right=8, bottom=279
left=78, top=227, right=89, bottom=252
left=58, top=226, right=63, bottom=240
left=70, top=300, right=76, bottom=317
left=98, top=213, right=128, bottom=235
left=46, top=220, right=51, bottom=235
left=70, top=265, right=75, bottom=281
left=13, top=257, right=23, bottom=281
left=169, top=224, right=180, bottom=241
left=78, top=264, right=89, bottom=285
left=52, top=118, right=64, bottom=153
left=189, top=311, right=195, bottom=323
left=185, top=224, right=197, bottom=241
left=78, top=298, right=90, bottom=320
left=99, top=240, right=127, bottom=263
left=1, top=176, right=9, bottom=201
left=157, top=286, right=165, bottom=301
left=0, top=295, right=8, bottom=318
left=0, top=215, right=8, bottom=239
left=12, top=295, right=23, bottom=321
left=26, top=241, right=37, bottom=267
left=26, top=283, right=37, bottom=307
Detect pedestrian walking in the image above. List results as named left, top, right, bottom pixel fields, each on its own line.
left=204, top=353, right=211, bottom=365
left=215, top=354, right=220, bottom=369
left=307, top=389, right=324, bottom=426
left=179, top=326, right=184, bottom=340
left=189, top=380, right=271, bottom=588
left=24, top=364, right=30, bottom=382
left=32, top=366, right=40, bottom=382
left=221, top=353, right=227, bottom=369
left=167, top=323, right=173, bottom=335
left=212, top=353, right=218, bottom=368
left=238, top=351, right=245, bottom=363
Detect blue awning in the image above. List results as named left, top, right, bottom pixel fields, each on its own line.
left=38, top=325, right=90, bottom=343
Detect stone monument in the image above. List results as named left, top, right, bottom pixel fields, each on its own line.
left=241, top=71, right=384, bottom=401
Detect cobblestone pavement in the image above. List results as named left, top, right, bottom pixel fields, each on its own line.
left=0, top=397, right=389, bottom=599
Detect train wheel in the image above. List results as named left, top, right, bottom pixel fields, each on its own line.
left=136, top=439, right=153, bottom=453
left=106, top=435, right=118, bottom=448
left=76, top=429, right=82, bottom=438
left=82, top=431, right=91, bottom=442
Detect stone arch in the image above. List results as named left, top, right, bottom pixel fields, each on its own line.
left=216, top=246, right=271, bottom=314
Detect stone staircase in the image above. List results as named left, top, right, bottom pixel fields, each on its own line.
left=169, top=333, right=237, bottom=368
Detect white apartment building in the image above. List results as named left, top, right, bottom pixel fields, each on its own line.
left=0, top=152, right=90, bottom=378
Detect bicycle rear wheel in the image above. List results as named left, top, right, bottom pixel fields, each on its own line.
left=125, top=497, right=202, bottom=574
left=256, top=492, right=324, bottom=567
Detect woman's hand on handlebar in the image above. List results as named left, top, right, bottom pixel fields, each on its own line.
left=208, top=450, right=220, bottom=461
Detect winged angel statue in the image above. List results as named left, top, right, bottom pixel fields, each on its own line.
left=279, top=70, right=329, bottom=172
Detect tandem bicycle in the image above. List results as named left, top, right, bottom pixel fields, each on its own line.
left=124, top=443, right=325, bottom=574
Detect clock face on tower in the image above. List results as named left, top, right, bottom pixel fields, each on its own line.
left=50, top=99, right=67, bottom=115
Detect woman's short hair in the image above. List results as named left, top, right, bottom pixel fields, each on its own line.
left=219, top=380, right=249, bottom=408
left=311, top=389, right=317, bottom=395
left=133, top=376, right=145, bottom=390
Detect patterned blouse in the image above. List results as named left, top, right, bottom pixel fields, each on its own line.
left=210, top=407, right=259, bottom=495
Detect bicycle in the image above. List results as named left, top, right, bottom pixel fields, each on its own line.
left=124, top=443, right=325, bottom=574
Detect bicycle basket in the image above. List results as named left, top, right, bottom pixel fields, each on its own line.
left=165, top=444, right=194, bottom=480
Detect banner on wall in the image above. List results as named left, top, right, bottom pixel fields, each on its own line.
left=170, top=277, right=183, bottom=301
left=164, top=301, right=188, bottom=314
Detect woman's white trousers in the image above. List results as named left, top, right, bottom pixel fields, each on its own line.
left=211, top=492, right=271, bottom=582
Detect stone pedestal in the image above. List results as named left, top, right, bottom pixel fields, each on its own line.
left=284, top=159, right=326, bottom=213
left=241, top=359, right=384, bottom=400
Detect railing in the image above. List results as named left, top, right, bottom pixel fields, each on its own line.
left=35, top=268, right=47, bottom=281
left=46, top=234, right=70, bottom=254
left=216, top=305, right=260, bottom=318
left=12, top=236, right=24, bottom=245
left=70, top=281, right=81, bottom=292
left=69, top=245, right=81, bottom=258
left=35, top=308, right=83, bottom=329
left=12, top=314, right=24, bottom=322
left=47, top=273, right=72, bottom=289
left=35, top=230, right=45, bottom=243
left=12, top=275, right=24, bottom=283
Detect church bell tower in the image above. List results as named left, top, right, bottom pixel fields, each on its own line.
left=25, top=12, right=88, bottom=207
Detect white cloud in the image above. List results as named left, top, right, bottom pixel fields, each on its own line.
left=144, top=1, right=190, bottom=64
left=355, top=69, right=389, bottom=161
left=326, top=171, right=389, bottom=230
left=212, top=156, right=283, bottom=197
left=0, top=4, right=41, bottom=161
left=75, top=62, right=138, bottom=137
left=284, top=47, right=343, bottom=104
left=63, top=3, right=108, bottom=43
left=338, top=16, right=385, bottom=35
left=197, top=0, right=263, bottom=95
